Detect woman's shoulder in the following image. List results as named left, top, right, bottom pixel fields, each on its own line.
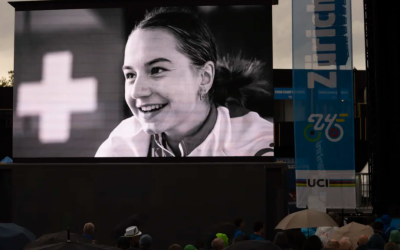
left=109, top=116, right=143, bottom=138
left=216, top=104, right=273, bottom=129
left=214, top=105, right=273, bottom=156
left=95, top=117, right=150, bottom=157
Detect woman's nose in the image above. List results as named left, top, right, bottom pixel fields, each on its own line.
left=130, top=75, right=151, bottom=99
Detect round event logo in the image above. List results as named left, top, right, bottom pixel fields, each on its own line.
left=304, top=124, right=321, bottom=142
left=329, top=127, right=340, bottom=139
left=304, top=113, right=346, bottom=142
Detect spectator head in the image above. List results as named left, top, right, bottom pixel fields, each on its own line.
left=302, top=235, right=323, bottom=250
left=216, top=233, right=229, bottom=247
left=390, top=230, right=400, bottom=244
left=117, top=236, right=131, bottom=250
left=367, top=234, right=385, bottom=250
left=367, top=216, right=376, bottom=227
left=373, top=222, right=384, bottom=232
left=325, top=239, right=340, bottom=250
left=293, top=230, right=307, bottom=250
left=205, top=233, right=217, bottom=250
left=211, top=238, right=225, bottom=250
left=234, top=218, right=245, bottom=230
left=357, top=235, right=369, bottom=246
left=274, top=232, right=291, bottom=249
left=140, top=234, right=152, bottom=250
left=381, top=215, right=392, bottom=225
left=184, top=245, right=197, bottom=250
left=385, top=242, right=399, bottom=250
left=253, top=221, right=265, bottom=235
left=339, top=238, right=352, bottom=250
left=169, top=244, right=183, bottom=250
left=341, top=237, right=351, bottom=242
left=83, top=222, right=95, bottom=236
left=285, top=229, right=295, bottom=244
left=124, top=226, right=142, bottom=247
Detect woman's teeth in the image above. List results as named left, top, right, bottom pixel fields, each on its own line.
left=140, top=104, right=165, bottom=112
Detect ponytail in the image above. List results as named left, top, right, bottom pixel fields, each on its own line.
left=209, top=55, right=271, bottom=108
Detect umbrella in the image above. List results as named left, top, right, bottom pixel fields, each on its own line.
left=0, top=156, right=13, bottom=163
left=330, top=222, right=374, bottom=250
left=275, top=209, right=338, bottom=230
left=24, top=230, right=92, bottom=249
left=28, top=242, right=121, bottom=250
left=0, top=223, right=36, bottom=250
left=27, top=229, right=120, bottom=250
left=225, top=240, right=281, bottom=250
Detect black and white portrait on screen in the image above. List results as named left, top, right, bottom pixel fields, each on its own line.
left=12, top=5, right=274, bottom=158
left=96, top=7, right=274, bottom=157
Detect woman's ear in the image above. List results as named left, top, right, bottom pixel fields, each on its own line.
left=199, top=61, right=215, bottom=92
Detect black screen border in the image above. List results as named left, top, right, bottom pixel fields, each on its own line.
left=10, top=0, right=275, bottom=11
left=13, top=157, right=275, bottom=163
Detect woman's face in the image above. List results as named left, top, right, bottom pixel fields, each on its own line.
left=123, top=29, right=203, bottom=135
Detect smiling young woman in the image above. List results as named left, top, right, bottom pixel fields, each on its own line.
left=95, top=7, right=274, bottom=157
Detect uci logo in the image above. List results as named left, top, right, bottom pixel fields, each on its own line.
left=296, top=179, right=329, bottom=187
left=308, top=179, right=329, bottom=187
left=304, top=113, right=347, bottom=142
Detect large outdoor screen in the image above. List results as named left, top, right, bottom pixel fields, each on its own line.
left=12, top=2, right=274, bottom=158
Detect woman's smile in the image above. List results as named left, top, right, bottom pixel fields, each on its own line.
left=137, top=103, right=168, bottom=113
left=137, top=103, right=169, bottom=121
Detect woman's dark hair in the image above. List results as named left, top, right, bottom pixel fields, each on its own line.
left=134, top=7, right=269, bottom=108
left=136, top=7, right=217, bottom=67
left=274, top=232, right=292, bottom=250
left=302, top=235, right=323, bottom=250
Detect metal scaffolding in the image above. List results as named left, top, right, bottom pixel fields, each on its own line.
left=363, top=0, right=380, bottom=210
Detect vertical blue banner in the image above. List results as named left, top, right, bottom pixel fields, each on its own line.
left=292, top=0, right=356, bottom=208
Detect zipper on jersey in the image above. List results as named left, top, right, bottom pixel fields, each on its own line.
left=154, top=134, right=174, bottom=157
left=179, top=141, right=187, bottom=157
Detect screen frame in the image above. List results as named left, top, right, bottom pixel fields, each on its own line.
left=11, top=0, right=275, bottom=163
left=10, top=0, right=276, bottom=11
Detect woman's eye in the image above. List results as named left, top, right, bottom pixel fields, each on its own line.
left=151, top=67, right=166, bottom=75
left=126, top=73, right=136, bottom=79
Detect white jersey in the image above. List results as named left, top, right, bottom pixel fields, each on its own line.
left=95, top=105, right=274, bottom=157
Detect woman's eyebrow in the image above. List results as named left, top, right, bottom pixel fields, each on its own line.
left=122, top=58, right=172, bottom=71
left=122, top=65, right=133, bottom=71
left=144, top=58, right=172, bottom=66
